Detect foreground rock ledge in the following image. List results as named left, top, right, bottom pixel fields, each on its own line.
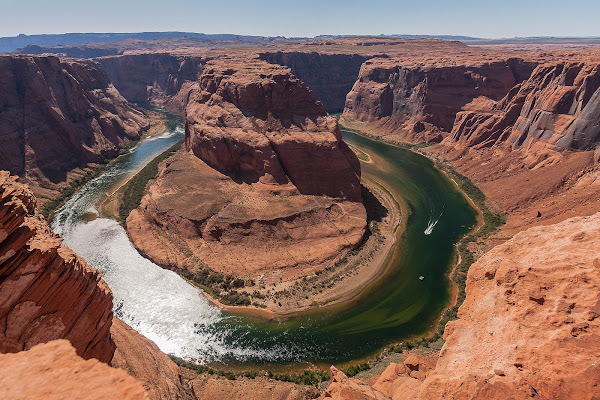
left=128, top=58, right=366, bottom=291
left=322, top=212, right=600, bottom=400
left=0, top=340, right=147, bottom=400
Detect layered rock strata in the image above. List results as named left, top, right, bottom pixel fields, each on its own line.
left=344, top=57, right=536, bottom=142
left=450, top=62, right=600, bottom=165
left=0, top=171, right=115, bottom=363
left=98, top=53, right=206, bottom=111
left=128, top=59, right=366, bottom=285
left=0, top=54, right=149, bottom=194
left=259, top=51, right=369, bottom=112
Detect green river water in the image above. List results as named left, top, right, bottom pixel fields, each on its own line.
left=51, top=121, right=478, bottom=367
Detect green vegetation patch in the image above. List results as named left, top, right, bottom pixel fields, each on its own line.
left=118, top=140, right=183, bottom=224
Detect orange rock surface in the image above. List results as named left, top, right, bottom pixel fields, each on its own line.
left=0, top=55, right=149, bottom=198
left=111, top=318, right=194, bottom=400
left=0, top=340, right=147, bottom=400
left=0, top=171, right=115, bottom=363
left=450, top=62, right=600, bottom=165
left=323, top=212, right=600, bottom=399
left=127, top=59, right=366, bottom=285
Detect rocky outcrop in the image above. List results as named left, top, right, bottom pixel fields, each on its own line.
left=127, top=58, right=366, bottom=298
left=186, top=59, right=361, bottom=200
left=0, top=340, right=147, bottom=400
left=98, top=53, right=206, bottom=111
left=344, top=57, right=536, bottom=142
left=323, top=212, right=600, bottom=399
left=419, top=212, right=600, bottom=399
left=0, top=54, right=149, bottom=188
left=0, top=171, right=115, bottom=363
left=450, top=62, right=600, bottom=165
left=259, top=52, right=369, bottom=112
left=111, top=318, right=193, bottom=400
left=189, top=374, right=318, bottom=400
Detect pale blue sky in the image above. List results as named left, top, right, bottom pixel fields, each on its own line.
left=1, top=0, right=598, bottom=38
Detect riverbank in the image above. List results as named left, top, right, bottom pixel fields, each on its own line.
left=40, top=109, right=169, bottom=220
left=337, top=118, right=503, bottom=347
left=116, top=138, right=403, bottom=316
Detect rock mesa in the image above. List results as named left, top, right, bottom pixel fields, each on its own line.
left=127, top=58, right=365, bottom=287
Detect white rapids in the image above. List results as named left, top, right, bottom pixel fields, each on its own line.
left=49, top=127, right=286, bottom=363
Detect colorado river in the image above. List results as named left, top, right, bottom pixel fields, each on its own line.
left=51, top=117, right=477, bottom=367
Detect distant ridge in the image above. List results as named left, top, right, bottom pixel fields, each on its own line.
left=4, top=32, right=600, bottom=54
left=0, top=32, right=267, bottom=53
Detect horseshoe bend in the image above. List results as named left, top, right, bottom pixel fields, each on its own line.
left=1, top=16, right=600, bottom=400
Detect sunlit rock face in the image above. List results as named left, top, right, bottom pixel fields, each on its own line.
left=0, top=171, right=115, bottom=363
left=128, top=57, right=366, bottom=283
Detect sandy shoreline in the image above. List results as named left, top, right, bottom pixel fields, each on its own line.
left=187, top=174, right=404, bottom=318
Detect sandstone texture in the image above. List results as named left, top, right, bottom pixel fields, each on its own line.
left=0, top=55, right=149, bottom=193
left=188, top=374, right=319, bottom=400
left=0, top=171, right=115, bottom=363
left=185, top=59, right=361, bottom=200
left=323, top=213, right=600, bottom=399
left=111, top=318, right=194, bottom=400
left=98, top=53, right=206, bottom=111
left=0, top=340, right=147, bottom=400
left=128, top=59, right=366, bottom=287
left=344, top=58, right=536, bottom=142
left=450, top=62, right=600, bottom=165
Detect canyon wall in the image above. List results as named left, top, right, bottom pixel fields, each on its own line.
left=343, top=57, right=536, bottom=142
left=450, top=62, right=600, bottom=164
left=0, top=171, right=115, bottom=363
left=185, top=58, right=362, bottom=200
left=127, top=58, right=366, bottom=298
left=0, top=54, right=149, bottom=190
left=259, top=51, right=369, bottom=112
left=98, top=53, right=206, bottom=111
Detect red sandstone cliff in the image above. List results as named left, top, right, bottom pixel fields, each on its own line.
left=450, top=62, right=600, bottom=165
left=0, top=171, right=115, bottom=362
left=127, top=58, right=366, bottom=302
left=259, top=51, right=369, bottom=112
left=185, top=58, right=361, bottom=200
left=98, top=53, right=206, bottom=111
left=0, top=54, right=149, bottom=196
left=0, top=340, right=147, bottom=400
left=343, top=57, right=536, bottom=142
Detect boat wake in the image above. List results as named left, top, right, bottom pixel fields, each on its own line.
left=424, top=206, right=444, bottom=235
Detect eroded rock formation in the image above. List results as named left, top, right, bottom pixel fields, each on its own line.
left=344, top=57, right=536, bottom=142
left=0, top=340, right=147, bottom=400
left=98, top=53, right=206, bottom=111
left=111, top=319, right=193, bottom=400
left=0, top=171, right=115, bottom=363
left=0, top=54, right=149, bottom=195
left=450, top=62, right=600, bottom=165
left=259, top=51, right=369, bottom=112
left=127, top=58, right=365, bottom=288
